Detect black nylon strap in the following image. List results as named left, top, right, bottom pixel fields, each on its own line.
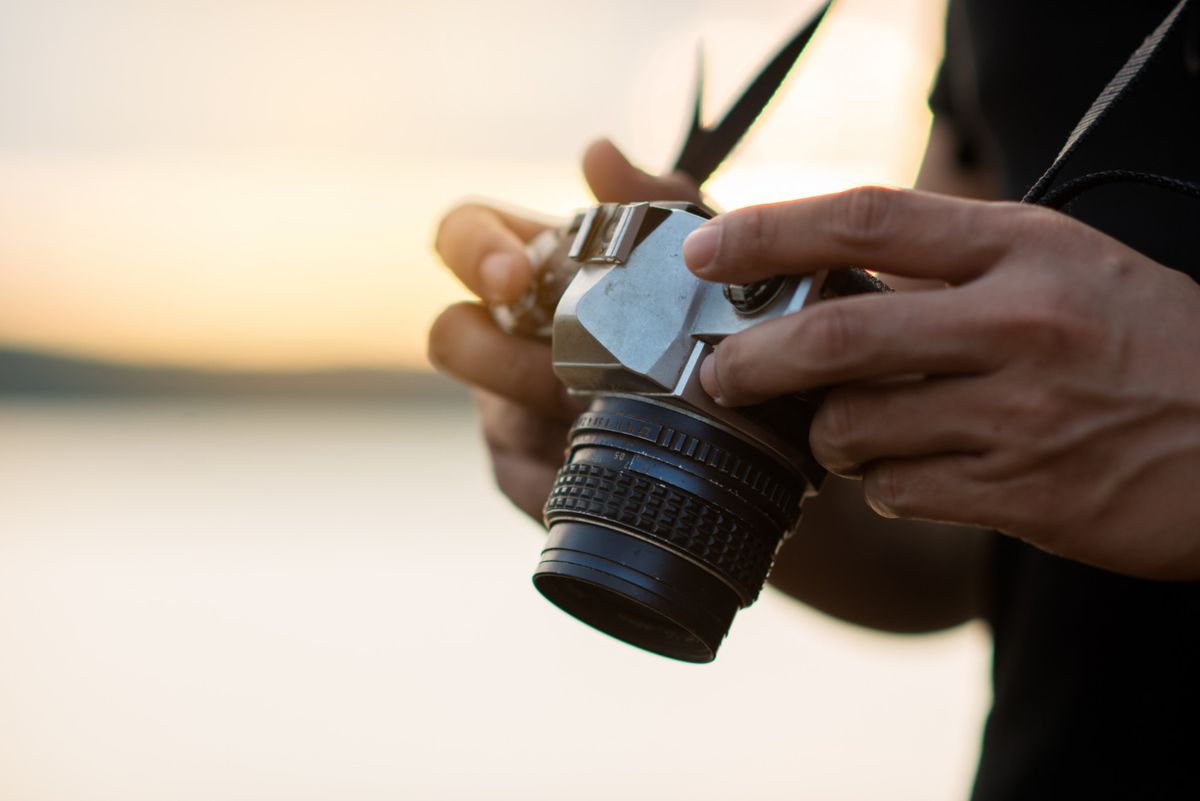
left=1038, top=169, right=1200, bottom=211
left=672, top=2, right=832, bottom=186
left=1024, top=0, right=1195, bottom=205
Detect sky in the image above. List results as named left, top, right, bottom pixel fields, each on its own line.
left=0, top=8, right=993, bottom=797
left=0, top=0, right=948, bottom=370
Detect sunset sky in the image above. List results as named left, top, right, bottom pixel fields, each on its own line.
left=0, top=0, right=946, bottom=370
left=1, top=7, right=994, bottom=799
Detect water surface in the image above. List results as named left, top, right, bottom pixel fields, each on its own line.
left=0, top=399, right=989, bottom=800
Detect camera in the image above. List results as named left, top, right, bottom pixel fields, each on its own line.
left=494, top=201, right=886, bottom=662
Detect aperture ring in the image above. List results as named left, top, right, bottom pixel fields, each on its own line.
left=544, top=461, right=779, bottom=605
left=568, top=405, right=802, bottom=526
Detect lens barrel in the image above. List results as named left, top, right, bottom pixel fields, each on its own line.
left=533, top=395, right=809, bottom=662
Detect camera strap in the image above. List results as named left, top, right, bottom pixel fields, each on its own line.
left=672, top=2, right=832, bottom=185
left=1023, top=0, right=1200, bottom=209
left=674, top=0, right=1200, bottom=209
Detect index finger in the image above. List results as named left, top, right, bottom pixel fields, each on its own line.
left=433, top=202, right=549, bottom=304
left=682, top=187, right=1043, bottom=285
left=704, top=287, right=1003, bottom=406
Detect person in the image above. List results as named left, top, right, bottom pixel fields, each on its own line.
left=428, top=1, right=1200, bottom=797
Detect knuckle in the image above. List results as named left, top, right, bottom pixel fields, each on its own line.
left=812, top=391, right=861, bottom=460
left=1005, top=203, right=1054, bottom=237
left=1007, top=383, right=1053, bottom=419
left=433, top=203, right=471, bottom=259
left=1002, top=306, right=1061, bottom=350
left=999, top=385, right=1044, bottom=428
left=433, top=202, right=492, bottom=264
left=729, top=204, right=775, bottom=260
left=985, top=203, right=1066, bottom=255
left=714, top=333, right=773, bottom=405
left=1003, top=384, right=1072, bottom=447
left=1022, top=203, right=1081, bottom=242
left=714, top=338, right=749, bottom=401
left=1093, top=252, right=1137, bottom=285
left=828, top=186, right=898, bottom=249
left=862, top=461, right=908, bottom=518
left=1017, top=294, right=1092, bottom=352
left=797, top=303, right=858, bottom=372
left=426, top=305, right=464, bottom=372
left=989, top=273, right=1092, bottom=354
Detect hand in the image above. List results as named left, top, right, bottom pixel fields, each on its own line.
left=428, top=140, right=701, bottom=521
left=682, top=187, right=1200, bottom=579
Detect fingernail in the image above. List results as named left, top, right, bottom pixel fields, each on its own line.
left=480, top=253, right=513, bottom=303
left=699, top=353, right=725, bottom=405
left=683, top=221, right=722, bottom=274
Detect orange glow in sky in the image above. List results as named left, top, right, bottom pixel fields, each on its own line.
left=0, top=0, right=947, bottom=370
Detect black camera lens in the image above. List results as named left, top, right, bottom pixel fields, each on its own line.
left=533, top=395, right=812, bottom=662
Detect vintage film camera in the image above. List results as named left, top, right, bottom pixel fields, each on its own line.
left=494, top=201, right=886, bottom=662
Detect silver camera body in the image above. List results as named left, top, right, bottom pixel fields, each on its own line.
left=498, top=200, right=839, bottom=480
left=494, top=200, right=885, bottom=662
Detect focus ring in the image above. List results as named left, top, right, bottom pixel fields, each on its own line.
left=545, top=461, right=777, bottom=604
left=569, top=406, right=801, bottom=527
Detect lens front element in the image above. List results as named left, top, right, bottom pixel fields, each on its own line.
left=533, top=396, right=807, bottom=662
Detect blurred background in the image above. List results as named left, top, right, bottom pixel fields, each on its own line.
left=0, top=1, right=992, bottom=799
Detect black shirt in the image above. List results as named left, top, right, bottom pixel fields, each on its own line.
left=930, top=2, right=1200, bottom=799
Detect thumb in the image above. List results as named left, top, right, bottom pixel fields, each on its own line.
left=582, top=138, right=702, bottom=204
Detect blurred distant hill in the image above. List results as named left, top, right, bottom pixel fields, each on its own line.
left=0, top=347, right=468, bottom=403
